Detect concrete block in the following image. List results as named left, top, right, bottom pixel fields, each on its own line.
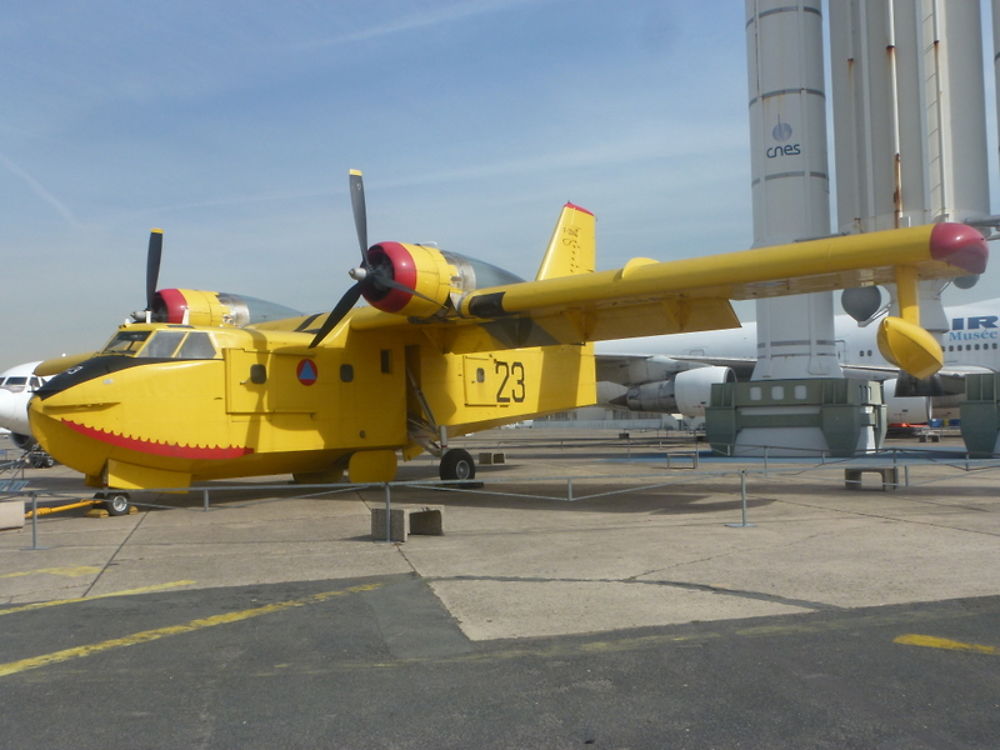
left=371, top=504, right=444, bottom=542
left=0, top=500, right=25, bottom=530
left=478, top=452, right=506, bottom=465
left=844, top=467, right=899, bottom=491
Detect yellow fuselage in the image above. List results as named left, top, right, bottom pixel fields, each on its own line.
left=29, top=321, right=594, bottom=489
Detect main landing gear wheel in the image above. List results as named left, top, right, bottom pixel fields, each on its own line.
left=439, top=448, right=476, bottom=482
left=29, top=452, right=55, bottom=469
left=96, top=492, right=132, bottom=516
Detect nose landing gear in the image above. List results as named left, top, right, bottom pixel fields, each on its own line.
left=94, top=491, right=132, bottom=516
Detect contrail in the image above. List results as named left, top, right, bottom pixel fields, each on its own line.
left=303, top=0, right=539, bottom=47
left=0, top=151, right=82, bottom=228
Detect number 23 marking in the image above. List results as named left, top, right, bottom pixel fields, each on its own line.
left=494, top=360, right=525, bottom=403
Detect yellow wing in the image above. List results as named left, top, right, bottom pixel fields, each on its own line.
left=346, top=215, right=985, bottom=379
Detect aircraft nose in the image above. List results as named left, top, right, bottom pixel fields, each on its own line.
left=0, top=388, right=31, bottom=435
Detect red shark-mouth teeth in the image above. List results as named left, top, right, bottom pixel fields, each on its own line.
left=61, top=419, right=253, bottom=460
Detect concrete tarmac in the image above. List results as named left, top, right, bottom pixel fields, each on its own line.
left=2, top=429, right=1000, bottom=747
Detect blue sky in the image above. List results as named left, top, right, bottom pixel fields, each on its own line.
left=2, top=1, right=998, bottom=365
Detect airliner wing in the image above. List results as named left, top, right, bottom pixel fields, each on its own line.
left=664, top=354, right=757, bottom=377
left=595, top=352, right=757, bottom=383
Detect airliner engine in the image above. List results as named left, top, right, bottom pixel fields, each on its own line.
left=623, top=366, right=736, bottom=417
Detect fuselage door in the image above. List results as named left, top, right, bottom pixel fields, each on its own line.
left=224, top=348, right=269, bottom=414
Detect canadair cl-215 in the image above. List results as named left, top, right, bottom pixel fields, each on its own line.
left=28, top=171, right=988, bottom=512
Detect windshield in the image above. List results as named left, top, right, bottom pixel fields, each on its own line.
left=133, top=330, right=219, bottom=360
left=0, top=376, right=28, bottom=393
left=137, top=330, right=186, bottom=358
left=103, top=330, right=151, bottom=354
left=102, top=328, right=219, bottom=360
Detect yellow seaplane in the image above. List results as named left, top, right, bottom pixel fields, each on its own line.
left=29, top=171, right=987, bottom=513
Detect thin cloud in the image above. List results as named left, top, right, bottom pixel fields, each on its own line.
left=381, top=121, right=750, bottom=191
left=0, top=151, right=82, bottom=228
left=302, top=0, right=542, bottom=47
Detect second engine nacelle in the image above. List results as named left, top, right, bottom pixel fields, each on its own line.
left=151, top=289, right=302, bottom=328
left=624, top=366, right=735, bottom=417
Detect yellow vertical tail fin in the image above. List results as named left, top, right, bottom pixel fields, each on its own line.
left=534, top=203, right=595, bottom=280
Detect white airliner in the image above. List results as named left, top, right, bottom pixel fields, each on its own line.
left=0, top=361, right=48, bottom=452
left=595, top=297, right=1000, bottom=425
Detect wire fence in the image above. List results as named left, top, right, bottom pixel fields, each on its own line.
left=5, top=436, right=1000, bottom=550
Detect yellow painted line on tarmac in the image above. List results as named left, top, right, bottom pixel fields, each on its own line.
left=0, top=566, right=102, bottom=579
left=895, top=634, right=1000, bottom=656
left=0, top=582, right=382, bottom=678
left=0, top=580, right=197, bottom=617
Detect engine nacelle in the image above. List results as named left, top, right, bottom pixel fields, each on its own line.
left=362, top=243, right=457, bottom=317
left=151, top=290, right=302, bottom=328
left=624, top=379, right=677, bottom=413
left=624, top=366, right=734, bottom=417
left=11, top=432, right=36, bottom=451
left=882, top=378, right=931, bottom=425
left=362, top=243, right=524, bottom=318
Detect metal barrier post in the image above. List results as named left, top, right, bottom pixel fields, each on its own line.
left=25, top=493, right=46, bottom=550
left=763, top=445, right=769, bottom=477
left=203, top=489, right=210, bottom=512
left=30, top=493, right=38, bottom=549
left=726, top=470, right=755, bottom=528
left=384, top=483, right=392, bottom=543
left=566, top=478, right=574, bottom=502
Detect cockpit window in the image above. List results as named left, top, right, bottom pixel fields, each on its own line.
left=104, top=330, right=151, bottom=354
left=177, top=332, right=216, bottom=359
left=1, top=376, right=28, bottom=393
left=137, top=330, right=186, bottom=358
left=102, top=328, right=218, bottom=360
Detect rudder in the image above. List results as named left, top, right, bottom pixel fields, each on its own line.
left=534, top=203, right=595, bottom=280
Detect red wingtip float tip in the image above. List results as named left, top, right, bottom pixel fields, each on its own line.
left=930, top=223, right=989, bottom=275
left=563, top=202, right=594, bottom=216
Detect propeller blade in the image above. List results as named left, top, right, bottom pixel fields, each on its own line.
left=309, top=282, right=364, bottom=348
left=146, top=228, right=164, bottom=311
left=349, top=169, right=368, bottom=261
